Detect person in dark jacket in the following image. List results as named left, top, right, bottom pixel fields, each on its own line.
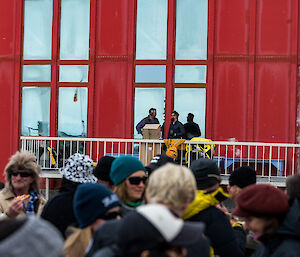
left=136, top=108, right=160, bottom=135
left=233, top=184, right=300, bottom=257
left=184, top=113, right=201, bottom=140
left=184, top=158, right=246, bottom=257
left=167, top=111, right=185, bottom=139
left=41, top=153, right=97, bottom=238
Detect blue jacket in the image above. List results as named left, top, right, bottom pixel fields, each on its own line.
left=168, top=121, right=185, bottom=139
left=136, top=116, right=160, bottom=134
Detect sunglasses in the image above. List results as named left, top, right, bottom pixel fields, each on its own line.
left=128, top=176, right=147, bottom=185
left=99, top=211, right=122, bottom=220
left=11, top=171, right=33, bottom=178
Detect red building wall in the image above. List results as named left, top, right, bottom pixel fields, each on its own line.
left=0, top=0, right=298, bottom=174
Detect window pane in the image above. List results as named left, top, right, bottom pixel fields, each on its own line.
left=59, top=65, right=89, bottom=82
left=60, top=0, right=90, bottom=60
left=136, top=0, right=168, bottom=60
left=23, top=0, right=53, bottom=60
left=135, top=65, right=166, bottom=83
left=175, top=65, right=206, bottom=83
left=175, top=0, right=208, bottom=60
left=21, top=87, right=51, bottom=136
left=22, top=65, right=51, bottom=82
left=174, top=88, right=206, bottom=137
left=58, top=87, right=88, bottom=137
left=134, top=88, right=165, bottom=138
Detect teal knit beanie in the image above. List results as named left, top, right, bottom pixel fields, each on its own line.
left=110, top=156, right=146, bottom=185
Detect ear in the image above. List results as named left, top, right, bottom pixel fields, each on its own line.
left=140, top=250, right=150, bottom=257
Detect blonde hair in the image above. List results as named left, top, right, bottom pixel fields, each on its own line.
left=4, top=151, right=41, bottom=193
left=114, top=180, right=130, bottom=203
left=146, top=163, right=196, bottom=211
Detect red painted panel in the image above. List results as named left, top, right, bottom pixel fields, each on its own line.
left=214, top=0, right=250, bottom=54
left=256, top=0, right=292, bottom=55
left=254, top=63, right=291, bottom=142
left=95, top=0, right=130, bottom=56
left=212, top=62, right=249, bottom=141
left=93, top=62, right=130, bottom=138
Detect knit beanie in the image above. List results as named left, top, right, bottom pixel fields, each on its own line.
left=190, top=158, right=221, bottom=190
left=110, top=156, right=146, bottom=185
left=93, top=156, right=116, bottom=183
left=73, top=183, right=121, bottom=228
left=0, top=216, right=63, bottom=257
left=229, top=166, right=256, bottom=188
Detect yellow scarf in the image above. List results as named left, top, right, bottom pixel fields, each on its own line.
left=183, top=187, right=229, bottom=220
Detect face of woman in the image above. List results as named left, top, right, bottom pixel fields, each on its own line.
left=10, top=170, right=34, bottom=194
left=125, top=170, right=146, bottom=202
left=244, top=216, right=267, bottom=239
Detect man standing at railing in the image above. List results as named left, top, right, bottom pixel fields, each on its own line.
left=167, top=111, right=185, bottom=139
left=136, top=108, right=160, bottom=135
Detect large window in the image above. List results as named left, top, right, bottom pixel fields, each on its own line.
left=134, top=0, right=208, bottom=138
left=21, top=0, right=91, bottom=137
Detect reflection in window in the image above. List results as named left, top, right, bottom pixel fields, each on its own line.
left=134, top=88, right=166, bottom=138
left=23, top=65, right=51, bottom=82
left=175, top=65, right=207, bottom=83
left=135, top=65, right=166, bottom=83
left=175, top=0, right=208, bottom=60
left=23, top=0, right=53, bottom=60
left=21, top=87, right=51, bottom=136
left=59, top=65, right=89, bottom=82
left=58, top=87, right=88, bottom=137
left=60, top=0, right=90, bottom=60
left=174, top=88, right=206, bottom=137
left=136, top=0, right=168, bottom=60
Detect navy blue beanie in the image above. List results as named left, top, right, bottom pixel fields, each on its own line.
left=73, top=183, right=121, bottom=228
left=110, top=156, right=146, bottom=185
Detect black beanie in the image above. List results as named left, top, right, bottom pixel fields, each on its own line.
left=229, top=166, right=256, bottom=188
left=190, top=159, right=221, bottom=190
left=93, top=156, right=115, bottom=183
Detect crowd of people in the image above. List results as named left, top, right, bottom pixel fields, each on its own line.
left=0, top=150, right=299, bottom=257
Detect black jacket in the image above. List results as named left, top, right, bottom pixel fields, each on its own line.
left=187, top=206, right=246, bottom=257
left=184, top=121, right=201, bottom=139
left=168, top=121, right=185, bottom=139
left=252, top=198, right=300, bottom=257
left=41, top=182, right=79, bottom=238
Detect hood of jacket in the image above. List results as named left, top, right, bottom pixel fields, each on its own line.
left=277, top=198, right=300, bottom=239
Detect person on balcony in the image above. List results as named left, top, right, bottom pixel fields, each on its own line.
left=184, top=113, right=201, bottom=140
left=136, top=108, right=160, bottom=135
left=0, top=151, right=46, bottom=219
left=167, top=111, right=185, bottom=139
left=41, top=153, right=97, bottom=238
left=110, top=156, right=146, bottom=216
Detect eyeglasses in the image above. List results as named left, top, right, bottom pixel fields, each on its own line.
left=11, top=171, right=33, bottom=178
left=99, top=211, right=122, bottom=220
left=127, top=176, right=147, bottom=185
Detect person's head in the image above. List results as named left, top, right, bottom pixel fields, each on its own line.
left=190, top=159, right=221, bottom=191
left=149, top=108, right=157, bottom=118
left=146, top=154, right=174, bottom=175
left=73, top=183, right=121, bottom=231
left=171, top=111, right=179, bottom=122
left=228, top=166, right=256, bottom=200
left=110, top=156, right=146, bottom=203
left=233, top=184, right=289, bottom=240
left=146, top=164, right=196, bottom=217
left=4, top=151, right=41, bottom=194
left=286, top=173, right=300, bottom=200
left=0, top=216, right=63, bottom=257
left=117, top=204, right=205, bottom=257
left=187, top=113, right=194, bottom=122
left=93, top=156, right=115, bottom=190
left=59, top=153, right=97, bottom=184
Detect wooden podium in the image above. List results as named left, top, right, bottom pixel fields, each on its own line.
left=140, top=124, right=161, bottom=166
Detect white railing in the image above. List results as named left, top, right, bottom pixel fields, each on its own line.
left=20, top=136, right=300, bottom=198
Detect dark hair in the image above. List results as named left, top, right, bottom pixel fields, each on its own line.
left=0, top=181, right=4, bottom=190
left=149, top=108, right=156, bottom=115
left=0, top=218, right=27, bottom=241
left=286, top=174, right=300, bottom=200
left=171, top=111, right=179, bottom=117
